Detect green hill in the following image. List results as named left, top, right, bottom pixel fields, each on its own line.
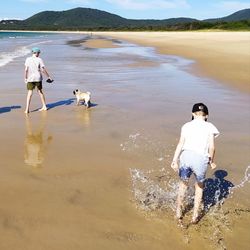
left=204, top=8, right=250, bottom=22
left=0, top=7, right=249, bottom=31
left=23, top=8, right=130, bottom=29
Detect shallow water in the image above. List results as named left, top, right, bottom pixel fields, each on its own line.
left=0, top=32, right=249, bottom=250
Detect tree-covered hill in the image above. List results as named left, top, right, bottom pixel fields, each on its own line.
left=0, top=7, right=249, bottom=31
left=204, top=8, right=250, bottom=22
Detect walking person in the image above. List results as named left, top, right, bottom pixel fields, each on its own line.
left=171, top=103, right=219, bottom=224
left=24, top=47, right=53, bottom=114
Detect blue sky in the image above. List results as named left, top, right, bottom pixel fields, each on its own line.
left=1, top=0, right=250, bottom=20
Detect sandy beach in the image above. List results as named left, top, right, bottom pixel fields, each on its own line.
left=98, top=31, right=250, bottom=93
left=0, top=31, right=249, bottom=250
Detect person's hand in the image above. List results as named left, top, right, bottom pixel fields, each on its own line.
left=46, top=77, right=54, bottom=83
left=171, top=161, right=179, bottom=172
left=24, top=78, right=28, bottom=84
left=210, top=162, right=217, bottom=169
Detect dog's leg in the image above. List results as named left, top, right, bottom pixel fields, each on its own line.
left=86, top=101, right=91, bottom=108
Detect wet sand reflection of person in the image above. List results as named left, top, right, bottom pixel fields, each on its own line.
left=24, top=113, right=52, bottom=167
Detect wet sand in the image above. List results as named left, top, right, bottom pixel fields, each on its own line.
left=98, top=31, right=250, bottom=93
left=83, top=38, right=120, bottom=48
left=0, top=33, right=249, bottom=250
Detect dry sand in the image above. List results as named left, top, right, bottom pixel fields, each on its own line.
left=97, top=31, right=250, bottom=93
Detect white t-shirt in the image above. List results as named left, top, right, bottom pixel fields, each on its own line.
left=25, top=55, right=45, bottom=82
left=181, top=119, right=219, bottom=156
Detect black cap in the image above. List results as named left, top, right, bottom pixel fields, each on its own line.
left=192, top=103, right=209, bottom=120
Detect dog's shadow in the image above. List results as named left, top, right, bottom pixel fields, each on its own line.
left=203, top=169, right=234, bottom=210
left=77, top=102, right=98, bottom=108
left=0, top=105, right=21, bottom=114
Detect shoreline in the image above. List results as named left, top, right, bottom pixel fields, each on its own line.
left=93, top=31, right=250, bottom=93
left=3, top=30, right=248, bottom=93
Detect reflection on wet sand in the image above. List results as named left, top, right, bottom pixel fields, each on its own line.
left=76, top=108, right=91, bottom=127
left=24, top=112, right=52, bottom=167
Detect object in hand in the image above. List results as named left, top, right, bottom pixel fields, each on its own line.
left=46, top=78, right=54, bottom=83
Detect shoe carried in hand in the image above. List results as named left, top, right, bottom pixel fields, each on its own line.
left=46, top=78, right=54, bottom=83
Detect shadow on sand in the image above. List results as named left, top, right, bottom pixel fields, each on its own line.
left=0, top=105, right=21, bottom=114
left=46, top=98, right=75, bottom=110
left=203, top=169, right=234, bottom=210
left=31, top=98, right=98, bottom=112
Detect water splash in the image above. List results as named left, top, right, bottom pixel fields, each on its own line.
left=130, top=168, right=179, bottom=211
left=123, top=133, right=250, bottom=249
left=232, top=165, right=250, bottom=189
left=130, top=166, right=250, bottom=250
left=120, top=133, right=171, bottom=164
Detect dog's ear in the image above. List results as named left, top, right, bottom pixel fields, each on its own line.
left=73, top=90, right=76, bottom=95
left=76, top=89, right=78, bottom=92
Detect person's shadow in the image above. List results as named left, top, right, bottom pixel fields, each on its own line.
left=0, top=105, right=21, bottom=114
left=41, top=98, right=98, bottom=110
left=203, top=170, right=234, bottom=211
left=46, top=98, right=75, bottom=110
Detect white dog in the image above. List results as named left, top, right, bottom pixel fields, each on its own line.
left=73, top=89, right=91, bottom=108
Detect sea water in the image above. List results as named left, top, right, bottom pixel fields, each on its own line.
left=0, top=31, right=54, bottom=67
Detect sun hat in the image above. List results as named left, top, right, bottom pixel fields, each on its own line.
left=192, top=103, right=209, bottom=115
left=31, top=47, right=41, bottom=53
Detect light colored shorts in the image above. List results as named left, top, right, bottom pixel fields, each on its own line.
left=179, top=150, right=209, bottom=183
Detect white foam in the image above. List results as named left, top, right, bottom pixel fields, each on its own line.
left=0, top=46, right=30, bottom=67
left=0, top=40, right=52, bottom=68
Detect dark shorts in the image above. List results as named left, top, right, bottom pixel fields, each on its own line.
left=27, top=81, right=42, bottom=90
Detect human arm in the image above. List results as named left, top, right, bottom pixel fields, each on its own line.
left=24, top=66, right=28, bottom=83
left=208, top=134, right=216, bottom=169
left=42, top=67, right=53, bottom=81
left=171, top=135, right=185, bottom=172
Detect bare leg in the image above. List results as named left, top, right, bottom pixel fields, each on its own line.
left=192, top=182, right=204, bottom=223
left=38, top=89, right=47, bottom=111
left=25, top=90, right=33, bottom=114
left=176, top=180, right=188, bottom=219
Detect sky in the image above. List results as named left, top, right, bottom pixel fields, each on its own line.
left=1, top=0, right=250, bottom=21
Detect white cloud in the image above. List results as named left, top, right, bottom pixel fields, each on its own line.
left=106, top=0, right=190, bottom=10
left=215, top=1, right=250, bottom=12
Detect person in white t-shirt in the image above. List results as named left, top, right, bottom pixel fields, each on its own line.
left=24, top=47, right=53, bottom=114
left=171, top=103, right=219, bottom=224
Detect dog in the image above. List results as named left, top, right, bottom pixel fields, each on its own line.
left=73, top=89, right=91, bottom=108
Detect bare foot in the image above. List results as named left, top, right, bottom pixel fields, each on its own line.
left=176, top=207, right=183, bottom=220
left=38, top=107, right=47, bottom=111
left=24, top=110, right=29, bottom=114
left=190, top=216, right=199, bottom=225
